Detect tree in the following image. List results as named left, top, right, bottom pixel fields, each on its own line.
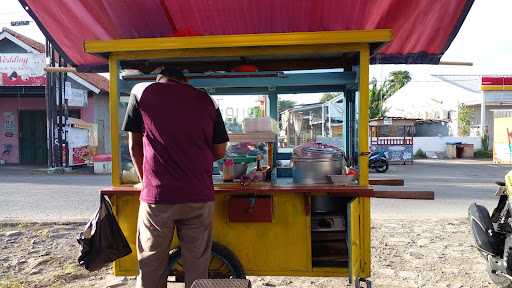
left=369, top=78, right=389, bottom=119
left=387, top=70, right=412, bottom=95
left=248, top=106, right=263, bottom=118
left=369, top=70, right=411, bottom=119
left=458, top=103, right=471, bottom=136
left=320, top=92, right=341, bottom=103
left=278, top=100, right=296, bottom=113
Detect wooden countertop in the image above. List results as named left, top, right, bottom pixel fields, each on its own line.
left=101, top=181, right=434, bottom=200
left=101, top=183, right=373, bottom=197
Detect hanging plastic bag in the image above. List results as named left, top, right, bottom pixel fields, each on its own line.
left=77, top=194, right=132, bottom=271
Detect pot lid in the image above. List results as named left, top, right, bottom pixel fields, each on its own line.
left=293, top=143, right=343, bottom=159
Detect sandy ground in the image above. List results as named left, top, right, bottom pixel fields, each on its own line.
left=0, top=218, right=495, bottom=288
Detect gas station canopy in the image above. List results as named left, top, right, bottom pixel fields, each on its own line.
left=20, top=0, right=473, bottom=72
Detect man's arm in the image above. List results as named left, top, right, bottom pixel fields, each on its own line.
left=128, top=132, right=144, bottom=181
left=122, top=90, right=145, bottom=185
left=212, top=107, right=229, bottom=160
left=212, top=142, right=227, bottom=161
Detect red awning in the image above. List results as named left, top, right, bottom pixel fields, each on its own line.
left=20, top=0, right=473, bottom=72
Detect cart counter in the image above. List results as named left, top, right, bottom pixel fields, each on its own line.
left=102, top=181, right=431, bottom=279
left=102, top=182, right=374, bottom=278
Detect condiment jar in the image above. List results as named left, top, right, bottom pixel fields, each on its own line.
left=223, top=159, right=234, bottom=182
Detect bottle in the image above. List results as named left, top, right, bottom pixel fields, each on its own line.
left=256, top=154, right=263, bottom=171
left=223, top=159, right=234, bottom=182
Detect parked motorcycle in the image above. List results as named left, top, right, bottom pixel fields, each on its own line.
left=469, top=172, right=512, bottom=287
left=368, top=151, right=389, bottom=173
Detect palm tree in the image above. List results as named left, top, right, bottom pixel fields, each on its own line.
left=369, top=70, right=411, bottom=119
left=387, top=70, right=411, bottom=95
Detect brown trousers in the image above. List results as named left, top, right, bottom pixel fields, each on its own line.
left=136, top=201, right=214, bottom=288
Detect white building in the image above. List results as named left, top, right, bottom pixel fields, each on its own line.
left=384, top=74, right=481, bottom=137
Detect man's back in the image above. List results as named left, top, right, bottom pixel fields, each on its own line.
left=123, top=80, right=228, bottom=204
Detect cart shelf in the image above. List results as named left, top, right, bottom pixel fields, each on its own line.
left=228, top=132, right=276, bottom=143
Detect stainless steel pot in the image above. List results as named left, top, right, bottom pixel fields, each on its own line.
left=292, top=157, right=344, bottom=184
left=292, top=143, right=345, bottom=184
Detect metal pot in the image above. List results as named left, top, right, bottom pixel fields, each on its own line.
left=292, top=143, right=345, bottom=184
left=292, top=157, right=344, bottom=184
left=311, top=196, right=347, bottom=213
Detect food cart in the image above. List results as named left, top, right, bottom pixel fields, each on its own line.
left=84, top=30, right=436, bottom=287
left=370, top=117, right=415, bottom=165
left=20, top=1, right=474, bottom=286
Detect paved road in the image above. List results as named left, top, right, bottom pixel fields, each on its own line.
left=372, top=159, right=511, bottom=219
left=0, top=166, right=110, bottom=221
left=0, top=160, right=510, bottom=221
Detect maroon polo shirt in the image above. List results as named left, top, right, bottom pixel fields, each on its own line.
left=122, top=80, right=229, bottom=204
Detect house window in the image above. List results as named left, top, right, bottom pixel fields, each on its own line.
left=68, top=109, right=81, bottom=119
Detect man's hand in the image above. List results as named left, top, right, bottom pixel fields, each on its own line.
left=128, top=132, right=144, bottom=182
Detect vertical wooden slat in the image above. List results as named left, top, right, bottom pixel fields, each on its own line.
left=358, top=44, right=371, bottom=278
left=109, top=55, right=121, bottom=187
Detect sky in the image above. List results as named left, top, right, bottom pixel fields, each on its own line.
left=1, top=0, right=512, bottom=106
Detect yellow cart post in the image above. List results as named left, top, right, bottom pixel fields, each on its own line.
left=86, top=30, right=431, bottom=287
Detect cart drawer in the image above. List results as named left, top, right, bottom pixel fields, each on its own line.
left=228, top=195, right=272, bottom=223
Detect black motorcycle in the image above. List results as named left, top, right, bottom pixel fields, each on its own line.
left=369, top=151, right=389, bottom=173
left=469, top=178, right=512, bottom=287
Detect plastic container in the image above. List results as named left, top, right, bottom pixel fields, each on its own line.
left=243, top=117, right=279, bottom=133
left=93, top=154, right=112, bottom=174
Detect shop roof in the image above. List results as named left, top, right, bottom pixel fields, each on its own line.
left=19, top=0, right=473, bottom=72
left=0, top=28, right=109, bottom=92
left=1, top=27, right=44, bottom=53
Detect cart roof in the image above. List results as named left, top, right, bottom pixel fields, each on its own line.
left=20, top=0, right=473, bottom=72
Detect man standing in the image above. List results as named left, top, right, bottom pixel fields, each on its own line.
left=122, top=67, right=229, bottom=288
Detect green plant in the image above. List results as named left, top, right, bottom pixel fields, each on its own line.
left=481, top=133, right=490, bottom=151
left=458, top=103, right=471, bottom=136
left=414, top=149, right=427, bottom=159
left=474, top=149, right=493, bottom=159
left=248, top=106, right=263, bottom=118
left=369, top=78, right=389, bottom=119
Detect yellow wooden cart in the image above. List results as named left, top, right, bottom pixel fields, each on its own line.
left=86, top=30, right=432, bottom=287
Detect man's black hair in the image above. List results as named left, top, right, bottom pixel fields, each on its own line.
left=159, top=66, right=186, bottom=81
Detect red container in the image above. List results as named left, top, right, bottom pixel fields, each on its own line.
left=228, top=196, right=273, bottom=223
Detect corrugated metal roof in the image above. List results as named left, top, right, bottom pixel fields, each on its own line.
left=20, top=0, right=474, bottom=72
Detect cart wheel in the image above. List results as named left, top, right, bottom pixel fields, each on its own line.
left=354, top=277, right=372, bottom=288
left=166, top=242, right=245, bottom=283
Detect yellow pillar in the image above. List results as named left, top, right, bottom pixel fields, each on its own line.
left=358, top=45, right=371, bottom=277
left=109, top=55, right=121, bottom=187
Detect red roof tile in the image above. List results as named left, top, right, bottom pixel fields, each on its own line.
left=2, top=27, right=44, bottom=53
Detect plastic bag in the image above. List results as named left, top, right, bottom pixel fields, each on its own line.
left=77, top=195, right=132, bottom=271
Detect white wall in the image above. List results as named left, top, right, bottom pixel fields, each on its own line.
left=414, top=136, right=482, bottom=156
